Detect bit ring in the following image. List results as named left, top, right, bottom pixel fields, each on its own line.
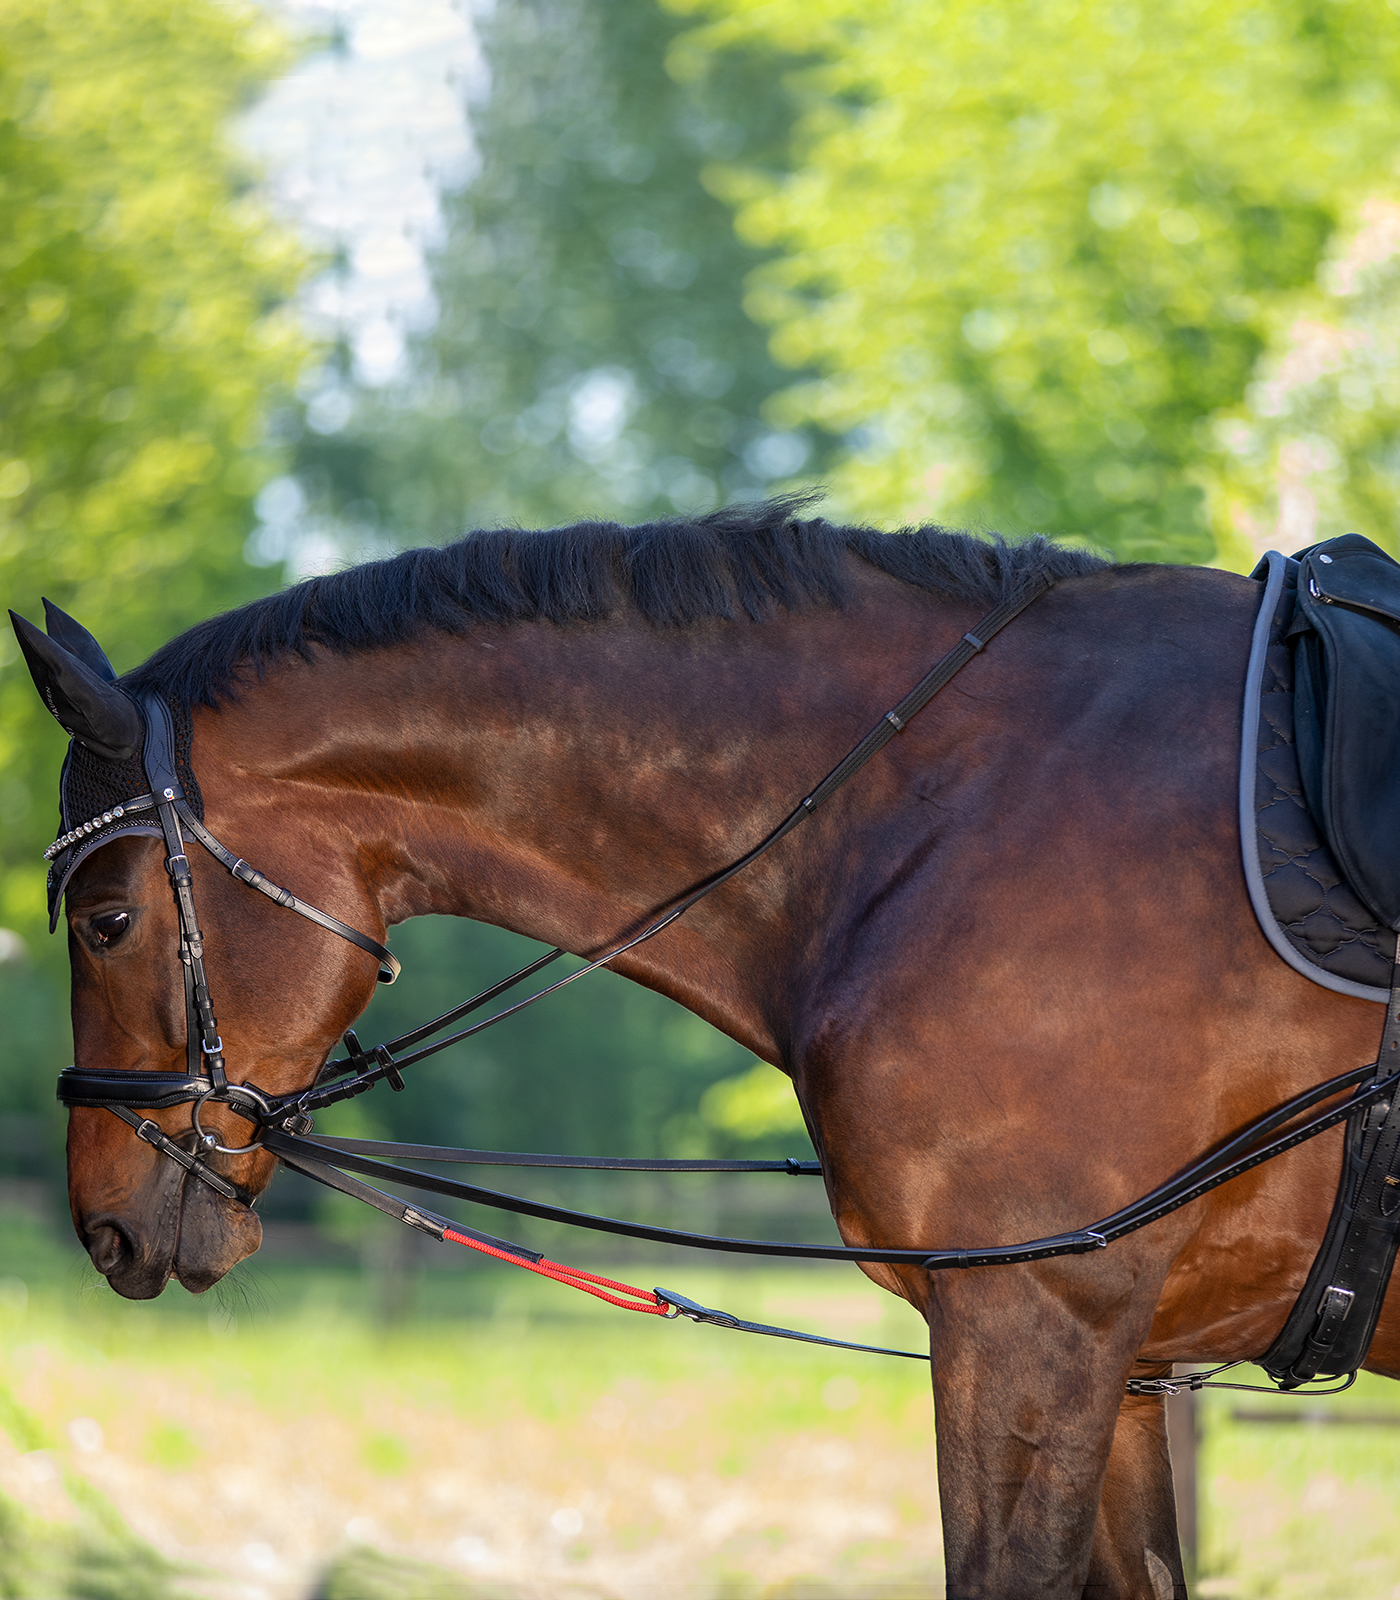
left=190, top=1083, right=270, bottom=1156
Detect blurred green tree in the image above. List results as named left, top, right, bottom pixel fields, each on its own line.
left=1208, top=197, right=1400, bottom=563
left=0, top=0, right=310, bottom=949
left=291, top=0, right=826, bottom=545
left=668, top=0, right=1400, bottom=565
left=341, top=919, right=757, bottom=1161
left=0, top=0, right=311, bottom=1180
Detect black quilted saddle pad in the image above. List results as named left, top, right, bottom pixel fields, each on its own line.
left=1245, top=551, right=1396, bottom=999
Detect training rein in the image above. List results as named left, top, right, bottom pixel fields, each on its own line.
left=50, top=573, right=1393, bottom=1390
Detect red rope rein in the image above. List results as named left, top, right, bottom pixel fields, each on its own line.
left=442, top=1227, right=669, bottom=1315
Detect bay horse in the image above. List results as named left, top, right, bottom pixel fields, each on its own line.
left=13, top=500, right=1397, bottom=1598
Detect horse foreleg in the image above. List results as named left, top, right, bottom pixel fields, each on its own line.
left=1085, top=1388, right=1184, bottom=1600
left=927, top=1265, right=1163, bottom=1600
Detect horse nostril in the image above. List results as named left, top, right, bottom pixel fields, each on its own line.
left=86, top=1223, right=130, bottom=1277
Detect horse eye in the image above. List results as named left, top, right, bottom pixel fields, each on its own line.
left=90, top=911, right=131, bottom=946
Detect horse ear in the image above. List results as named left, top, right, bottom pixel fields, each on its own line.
left=41, top=598, right=118, bottom=683
left=8, top=611, right=144, bottom=761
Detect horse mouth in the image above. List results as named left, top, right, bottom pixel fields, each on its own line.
left=82, top=1172, right=262, bottom=1299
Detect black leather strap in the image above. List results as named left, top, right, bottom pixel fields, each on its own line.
left=271, top=1136, right=539, bottom=1259
left=139, top=694, right=228, bottom=1093
left=108, top=1106, right=247, bottom=1203
left=1260, top=948, right=1400, bottom=1385
left=259, top=1127, right=1105, bottom=1265
left=258, top=1058, right=1395, bottom=1268
left=799, top=572, right=1053, bottom=817
left=275, top=1134, right=822, bottom=1174
left=276, top=1144, right=930, bottom=1360
left=58, top=1068, right=213, bottom=1110
left=175, top=803, right=399, bottom=983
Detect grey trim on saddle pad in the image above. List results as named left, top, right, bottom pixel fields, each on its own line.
left=1240, top=551, right=1395, bottom=1002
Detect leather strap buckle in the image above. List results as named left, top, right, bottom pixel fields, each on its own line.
left=1307, top=1285, right=1356, bottom=1358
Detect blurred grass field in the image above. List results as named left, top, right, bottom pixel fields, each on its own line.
left=1, top=1204, right=1400, bottom=1599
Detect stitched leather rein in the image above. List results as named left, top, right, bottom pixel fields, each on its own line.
left=50, top=575, right=1397, bottom=1384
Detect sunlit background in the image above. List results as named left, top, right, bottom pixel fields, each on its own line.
left=5, top=0, right=1400, bottom=1594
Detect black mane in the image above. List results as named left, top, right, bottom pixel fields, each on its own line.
left=123, top=497, right=1111, bottom=709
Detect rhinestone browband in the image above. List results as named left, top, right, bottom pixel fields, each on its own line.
left=44, top=793, right=155, bottom=861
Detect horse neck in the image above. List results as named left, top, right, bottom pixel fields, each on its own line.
left=202, top=575, right=988, bottom=1058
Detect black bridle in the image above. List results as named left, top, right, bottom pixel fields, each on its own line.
left=48, top=576, right=1400, bottom=1388
left=51, top=692, right=400, bottom=1201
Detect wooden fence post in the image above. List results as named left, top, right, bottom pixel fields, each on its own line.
left=1165, top=1385, right=1199, bottom=1576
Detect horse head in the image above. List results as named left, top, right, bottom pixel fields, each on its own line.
left=10, top=605, right=385, bottom=1298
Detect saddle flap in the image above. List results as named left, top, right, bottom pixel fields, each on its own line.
left=1304, top=531, right=1400, bottom=626
left=1293, top=533, right=1400, bottom=930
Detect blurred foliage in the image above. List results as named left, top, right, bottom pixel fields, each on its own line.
left=312, top=1545, right=500, bottom=1600
left=1209, top=197, right=1400, bottom=561
left=301, top=919, right=807, bottom=1198
left=0, top=0, right=310, bottom=948
left=698, top=1060, right=809, bottom=1142
left=668, top=0, right=1400, bottom=565
left=0, top=965, right=70, bottom=1183
left=0, top=1382, right=188, bottom=1599
left=285, top=0, right=828, bottom=553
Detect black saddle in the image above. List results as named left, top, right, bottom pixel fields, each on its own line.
left=1291, top=533, right=1400, bottom=931
left=1244, top=536, right=1400, bottom=999
left=1245, top=534, right=1400, bottom=1388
